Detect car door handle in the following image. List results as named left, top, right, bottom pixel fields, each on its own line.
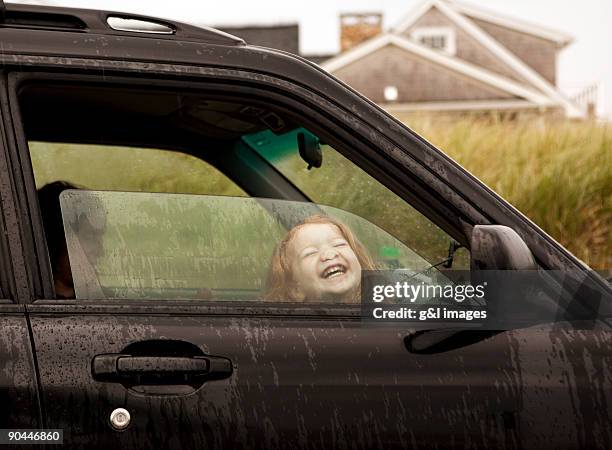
left=92, top=353, right=232, bottom=385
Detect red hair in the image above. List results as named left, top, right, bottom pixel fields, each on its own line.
left=264, top=214, right=375, bottom=302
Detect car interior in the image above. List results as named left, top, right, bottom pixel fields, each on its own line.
left=19, top=82, right=312, bottom=200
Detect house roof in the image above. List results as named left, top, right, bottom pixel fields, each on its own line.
left=392, top=0, right=572, bottom=46
left=448, top=0, right=573, bottom=47
left=321, top=33, right=554, bottom=106
left=389, top=0, right=583, bottom=118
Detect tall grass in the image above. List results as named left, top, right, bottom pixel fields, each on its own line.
left=397, top=114, right=611, bottom=270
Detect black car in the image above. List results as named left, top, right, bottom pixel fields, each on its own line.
left=0, top=2, right=610, bottom=449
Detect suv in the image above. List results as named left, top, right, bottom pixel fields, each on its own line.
left=0, top=3, right=610, bottom=449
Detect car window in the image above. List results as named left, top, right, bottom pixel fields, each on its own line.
left=19, top=82, right=467, bottom=301
left=59, top=190, right=453, bottom=302
left=30, top=142, right=246, bottom=196
left=244, top=128, right=470, bottom=269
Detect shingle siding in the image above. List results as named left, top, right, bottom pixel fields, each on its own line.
left=333, top=45, right=517, bottom=103
left=469, top=18, right=558, bottom=85
left=401, top=7, right=530, bottom=85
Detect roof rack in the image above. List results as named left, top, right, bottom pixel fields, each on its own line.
left=0, top=2, right=244, bottom=46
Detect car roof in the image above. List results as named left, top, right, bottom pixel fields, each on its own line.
left=0, top=2, right=349, bottom=97
left=0, top=2, right=245, bottom=46
left=0, top=3, right=306, bottom=72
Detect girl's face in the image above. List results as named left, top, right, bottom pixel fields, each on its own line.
left=287, top=223, right=362, bottom=300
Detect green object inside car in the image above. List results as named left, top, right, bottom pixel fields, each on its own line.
left=380, top=246, right=401, bottom=258
left=242, top=127, right=319, bottom=162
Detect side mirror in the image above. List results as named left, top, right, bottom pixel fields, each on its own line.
left=470, top=225, right=537, bottom=270
left=405, top=225, right=538, bottom=355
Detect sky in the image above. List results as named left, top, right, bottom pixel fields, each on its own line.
left=9, top=0, right=612, bottom=118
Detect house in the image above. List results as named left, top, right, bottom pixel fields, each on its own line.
left=320, top=0, right=586, bottom=118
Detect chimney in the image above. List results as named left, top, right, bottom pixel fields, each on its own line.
left=340, top=13, right=382, bottom=52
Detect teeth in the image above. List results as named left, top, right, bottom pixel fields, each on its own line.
left=323, top=265, right=345, bottom=278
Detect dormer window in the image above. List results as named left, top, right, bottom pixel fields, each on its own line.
left=411, top=27, right=456, bottom=55
left=421, top=34, right=446, bottom=49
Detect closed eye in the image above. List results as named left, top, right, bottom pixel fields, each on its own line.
left=301, top=249, right=318, bottom=258
left=333, top=241, right=348, bottom=248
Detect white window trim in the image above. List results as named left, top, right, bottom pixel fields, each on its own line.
left=411, top=26, right=456, bottom=55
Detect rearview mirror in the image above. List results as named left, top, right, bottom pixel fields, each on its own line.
left=297, top=131, right=322, bottom=170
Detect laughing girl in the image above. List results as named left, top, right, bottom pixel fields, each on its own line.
left=265, top=215, right=376, bottom=302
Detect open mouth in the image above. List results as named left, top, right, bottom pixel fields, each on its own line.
left=322, top=264, right=347, bottom=279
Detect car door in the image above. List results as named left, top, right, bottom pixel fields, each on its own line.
left=8, top=67, right=612, bottom=450
left=0, top=79, right=41, bottom=435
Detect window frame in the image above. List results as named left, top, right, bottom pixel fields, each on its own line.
left=0, top=71, right=29, bottom=304
left=8, top=69, right=477, bottom=310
